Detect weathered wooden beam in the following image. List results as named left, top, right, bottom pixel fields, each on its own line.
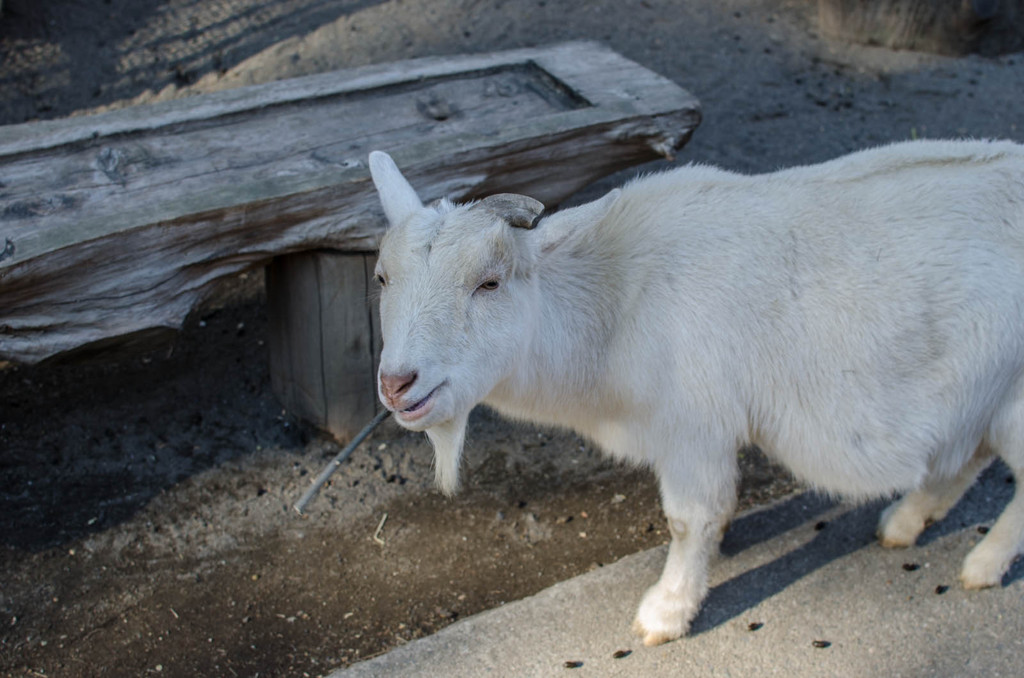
left=0, top=42, right=699, bottom=365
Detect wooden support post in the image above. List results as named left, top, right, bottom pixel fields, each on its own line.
left=267, top=251, right=382, bottom=441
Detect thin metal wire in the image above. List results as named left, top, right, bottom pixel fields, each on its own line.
left=293, top=408, right=390, bottom=515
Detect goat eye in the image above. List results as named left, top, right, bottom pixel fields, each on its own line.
left=478, top=279, right=500, bottom=292
left=374, top=273, right=387, bottom=286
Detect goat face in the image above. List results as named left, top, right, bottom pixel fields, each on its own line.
left=370, top=152, right=543, bottom=435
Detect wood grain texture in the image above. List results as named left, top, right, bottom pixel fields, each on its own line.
left=266, top=253, right=330, bottom=427
left=320, top=253, right=379, bottom=438
left=0, top=41, right=700, bottom=363
left=267, top=251, right=380, bottom=439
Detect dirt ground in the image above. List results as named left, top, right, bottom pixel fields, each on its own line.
left=0, top=300, right=796, bottom=678
left=1, top=1, right=1023, bottom=677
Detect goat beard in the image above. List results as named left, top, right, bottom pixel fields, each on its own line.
left=425, top=410, right=470, bottom=496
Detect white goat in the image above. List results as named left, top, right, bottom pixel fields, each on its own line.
left=368, top=140, right=1024, bottom=646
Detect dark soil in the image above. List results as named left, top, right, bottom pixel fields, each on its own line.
left=0, top=300, right=796, bottom=678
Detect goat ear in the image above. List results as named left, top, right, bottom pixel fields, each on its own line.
left=473, top=193, right=545, bottom=229
left=537, top=189, right=621, bottom=251
left=368, top=151, right=423, bottom=226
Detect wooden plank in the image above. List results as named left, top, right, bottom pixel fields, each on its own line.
left=0, top=41, right=701, bottom=363
left=366, top=254, right=383, bottom=390
left=267, top=251, right=380, bottom=439
left=0, top=64, right=584, bottom=268
left=266, top=253, right=328, bottom=427
left=319, top=253, right=379, bottom=439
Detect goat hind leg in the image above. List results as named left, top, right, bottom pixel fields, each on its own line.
left=878, top=445, right=994, bottom=548
left=961, top=400, right=1024, bottom=588
left=960, top=472, right=1024, bottom=588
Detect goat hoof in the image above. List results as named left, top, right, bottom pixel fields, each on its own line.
left=631, top=618, right=681, bottom=647
left=876, top=503, right=924, bottom=549
left=960, top=545, right=1010, bottom=589
left=878, top=533, right=915, bottom=549
left=960, top=567, right=1002, bottom=590
left=631, top=585, right=693, bottom=647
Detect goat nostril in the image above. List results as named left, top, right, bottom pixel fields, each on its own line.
left=381, top=371, right=417, bottom=398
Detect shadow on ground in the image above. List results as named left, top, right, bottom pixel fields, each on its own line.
left=0, top=299, right=302, bottom=551
left=693, top=461, right=1020, bottom=635
left=0, top=0, right=385, bottom=124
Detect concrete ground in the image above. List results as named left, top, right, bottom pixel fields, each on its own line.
left=335, top=463, right=1024, bottom=677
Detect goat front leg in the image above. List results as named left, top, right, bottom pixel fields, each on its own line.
left=632, top=455, right=735, bottom=646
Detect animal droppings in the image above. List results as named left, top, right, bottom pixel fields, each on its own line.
left=563, top=660, right=583, bottom=668
left=812, top=640, right=831, bottom=649
left=612, top=649, right=632, bottom=659
left=935, top=585, right=949, bottom=594
left=902, top=563, right=920, bottom=571
left=747, top=622, right=764, bottom=631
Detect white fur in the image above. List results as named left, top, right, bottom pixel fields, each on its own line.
left=368, top=141, right=1024, bottom=645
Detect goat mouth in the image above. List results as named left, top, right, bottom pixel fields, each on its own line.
left=396, top=383, right=443, bottom=422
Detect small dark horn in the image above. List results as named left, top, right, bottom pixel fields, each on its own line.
left=475, top=193, right=545, bottom=229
